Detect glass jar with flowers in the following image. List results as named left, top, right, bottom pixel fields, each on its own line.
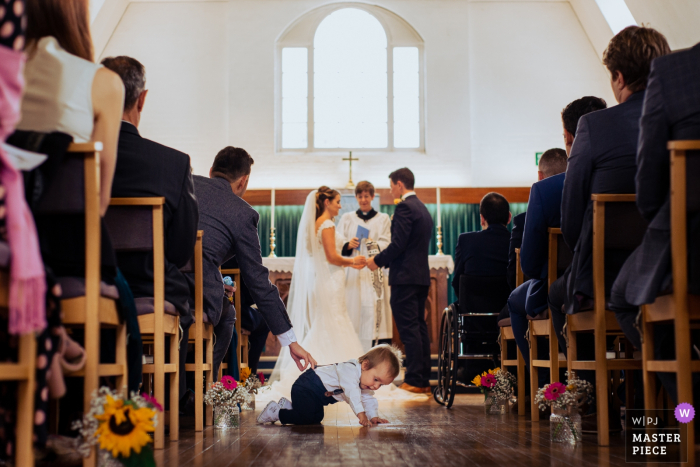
left=471, top=368, right=516, bottom=414
left=205, top=375, right=252, bottom=429
left=535, top=372, right=593, bottom=443
left=241, top=371, right=268, bottom=410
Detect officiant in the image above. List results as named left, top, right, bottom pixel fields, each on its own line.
left=337, top=181, right=393, bottom=351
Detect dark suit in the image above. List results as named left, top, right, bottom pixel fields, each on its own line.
left=452, top=224, right=511, bottom=297
left=111, top=121, right=198, bottom=320
left=374, top=194, right=433, bottom=388
left=508, top=173, right=564, bottom=365
left=507, top=213, right=526, bottom=290
left=610, top=45, right=700, bottom=404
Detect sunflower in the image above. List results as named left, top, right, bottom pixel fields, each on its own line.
left=471, top=374, right=482, bottom=386
left=94, top=395, right=156, bottom=458
left=240, top=367, right=251, bottom=385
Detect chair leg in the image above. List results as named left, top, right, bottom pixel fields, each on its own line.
left=675, top=321, right=694, bottom=466
left=169, top=331, right=179, bottom=442
left=549, top=331, right=559, bottom=384
left=516, top=338, right=526, bottom=416
left=595, top=329, right=610, bottom=446
left=195, top=333, right=203, bottom=432
left=529, top=328, right=540, bottom=422
left=205, top=336, right=214, bottom=426
left=15, top=334, right=35, bottom=467
left=641, top=308, right=656, bottom=412
left=116, top=323, right=128, bottom=393
left=153, top=331, right=165, bottom=450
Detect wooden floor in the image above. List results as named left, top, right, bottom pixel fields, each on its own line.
left=153, top=394, right=700, bottom=467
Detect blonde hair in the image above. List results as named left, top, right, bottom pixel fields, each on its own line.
left=358, top=344, right=403, bottom=379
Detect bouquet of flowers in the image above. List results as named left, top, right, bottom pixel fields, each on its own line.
left=72, top=387, right=162, bottom=467
left=472, top=367, right=517, bottom=414
left=534, top=372, right=593, bottom=443
left=204, top=375, right=252, bottom=408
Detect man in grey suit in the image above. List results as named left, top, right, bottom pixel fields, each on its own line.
left=181, top=147, right=316, bottom=392
left=610, top=42, right=700, bottom=402
left=548, top=26, right=671, bottom=357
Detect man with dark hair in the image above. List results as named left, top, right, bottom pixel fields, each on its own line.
left=183, top=146, right=316, bottom=394
left=367, top=168, right=433, bottom=393
left=104, top=55, right=199, bottom=332
left=452, top=193, right=512, bottom=297
left=548, top=26, right=670, bottom=359
left=561, top=97, right=607, bottom=155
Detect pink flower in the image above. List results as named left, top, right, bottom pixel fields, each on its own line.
left=481, top=374, right=497, bottom=389
left=221, top=375, right=237, bottom=390
left=544, top=382, right=567, bottom=401
left=257, top=372, right=265, bottom=385
left=141, top=393, right=163, bottom=412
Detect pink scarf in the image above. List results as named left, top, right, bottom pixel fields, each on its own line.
left=0, top=45, right=46, bottom=335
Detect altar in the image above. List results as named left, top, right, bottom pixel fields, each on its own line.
left=260, top=255, right=454, bottom=356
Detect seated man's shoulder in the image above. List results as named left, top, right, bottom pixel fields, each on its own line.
left=139, top=137, right=191, bottom=167
left=533, top=172, right=565, bottom=192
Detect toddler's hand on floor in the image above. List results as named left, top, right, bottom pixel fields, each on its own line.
left=357, top=412, right=371, bottom=427
left=370, top=417, right=389, bottom=425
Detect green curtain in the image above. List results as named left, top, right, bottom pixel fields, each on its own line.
left=253, top=202, right=527, bottom=305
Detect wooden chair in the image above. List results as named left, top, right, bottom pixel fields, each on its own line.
left=0, top=262, right=35, bottom=466
left=641, top=140, right=700, bottom=466
left=104, top=197, right=178, bottom=449
left=219, top=268, right=246, bottom=377
left=498, top=248, right=526, bottom=416
left=528, top=228, right=572, bottom=421
left=566, top=194, right=646, bottom=445
left=181, top=231, right=214, bottom=431
left=38, top=143, right=126, bottom=467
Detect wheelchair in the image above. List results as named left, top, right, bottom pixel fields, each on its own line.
left=434, top=275, right=511, bottom=408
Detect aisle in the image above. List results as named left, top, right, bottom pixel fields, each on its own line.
left=156, top=395, right=638, bottom=467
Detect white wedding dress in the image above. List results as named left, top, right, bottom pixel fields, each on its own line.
left=260, top=191, right=428, bottom=402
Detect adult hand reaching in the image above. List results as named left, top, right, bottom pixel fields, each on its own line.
left=351, top=255, right=367, bottom=270
left=289, top=342, right=317, bottom=371
left=366, top=257, right=378, bottom=271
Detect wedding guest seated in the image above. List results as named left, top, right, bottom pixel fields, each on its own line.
left=548, top=26, right=670, bottom=357
left=506, top=212, right=526, bottom=291
left=182, top=146, right=315, bottom=398
left=609, top=41, right=700, bottom=403
left=452, top=192, right=511, bottom=298
left=102, top=55, right=199, bottom=328
left=507, top=97, right=607, bottom=368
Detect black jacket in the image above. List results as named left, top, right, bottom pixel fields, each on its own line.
left=452, top=224, right=511, bottom=297
left=111, top=122, right=198, bottom=318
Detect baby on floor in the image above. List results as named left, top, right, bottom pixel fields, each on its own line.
left=257, top=345, right=403, bottom=427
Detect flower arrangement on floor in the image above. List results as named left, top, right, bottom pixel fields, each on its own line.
left=72, top=388, right=162, bottom=467
left=237, top=368, right=269, bottom=410
left=204, top=375, right=252, bottom=429
left=534, top=372, right=593, bottom=443
left=471, top=367, right=516, bottom=414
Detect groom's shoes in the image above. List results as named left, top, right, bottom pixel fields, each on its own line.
left=398, top=383, right=431, bottom=394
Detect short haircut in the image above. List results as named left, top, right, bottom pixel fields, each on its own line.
left=480, top=192, right=510, bottom=226
left=538, top=148, right=568, bottom=177
left=358, top=344, right=403, bottom=379
left=211, top=147, right=254, bottom=183
left=101, top=56, right=146, bottom=111
left=355, top=181, right=375, bottom=197
left=561, top=96, right=607, bottom=136
left=388, top=168, right=415, bottom=190
left=602, top=25, right=670, bottom=93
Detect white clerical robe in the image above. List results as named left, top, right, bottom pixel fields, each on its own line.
left=337, top=210, right=393, bottom=351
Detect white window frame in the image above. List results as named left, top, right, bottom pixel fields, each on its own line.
left=275, top=3, right=425, bottom=154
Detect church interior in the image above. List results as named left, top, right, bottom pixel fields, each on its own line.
left=0, top=0, right=699, bottom=465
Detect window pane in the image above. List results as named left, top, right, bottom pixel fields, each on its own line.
left=393, top=47, right=419, bottom=148
left=314, top=9, right=387, bottom=148
left=282, top=48, right=308, bottom=149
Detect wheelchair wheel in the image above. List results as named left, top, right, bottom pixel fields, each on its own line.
left=433, top=305, right=459, bottom=407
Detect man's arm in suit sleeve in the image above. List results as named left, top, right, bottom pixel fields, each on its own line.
left=166, top=163, right=199, bottom=268
left=452, top=235, right=465, bottom=297
left=521, top=183, right=548, bottom=279
left=507, top=213, right=525, bottom=290
left=636, top=61, right=669, bottom=222
left=234, top=209, right=292, bottom=336
left=561, top=116, right=593, bottom=251
left=373, top=203, right=411, bottom=268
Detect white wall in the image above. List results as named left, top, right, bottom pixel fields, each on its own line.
left=104, top=0, right=700, bottom=189
left=626, top=0, right=700, bottom=51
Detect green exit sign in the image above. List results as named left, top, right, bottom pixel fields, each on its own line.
left=535, top=152, right=543, bottom=166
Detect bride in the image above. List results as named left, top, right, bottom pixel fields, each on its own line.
left=267, top=187, right=428, bottom=401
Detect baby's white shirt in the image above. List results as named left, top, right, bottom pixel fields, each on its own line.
left=314, top=359, right=379, bottom=419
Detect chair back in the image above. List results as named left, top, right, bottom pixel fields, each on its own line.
left=34, top=153, right=85, bottom=214
left=104, top=205, right=156, bottom=252
left=687, top=150, right=700, bottom=213
left=458, top=274, right=510, bottom=316
left=603, top=202, right=648, bottom=250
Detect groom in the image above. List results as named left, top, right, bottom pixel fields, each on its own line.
left=367, top=168, right=433, bottom=394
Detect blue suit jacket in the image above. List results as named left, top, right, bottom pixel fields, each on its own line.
left=374, top=195, right=433, bottom=286
left=507, top=212, right=526, bottom=290
left=612, top=43, right=700, bottom=306
left=520, top=173, right=565, bottom=315
left=562, top=91, right=644, bottom=313
left=452, top=224, right=510, bottom=297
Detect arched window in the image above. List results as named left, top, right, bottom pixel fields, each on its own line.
left=278, top=4, right=424, bottom=151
